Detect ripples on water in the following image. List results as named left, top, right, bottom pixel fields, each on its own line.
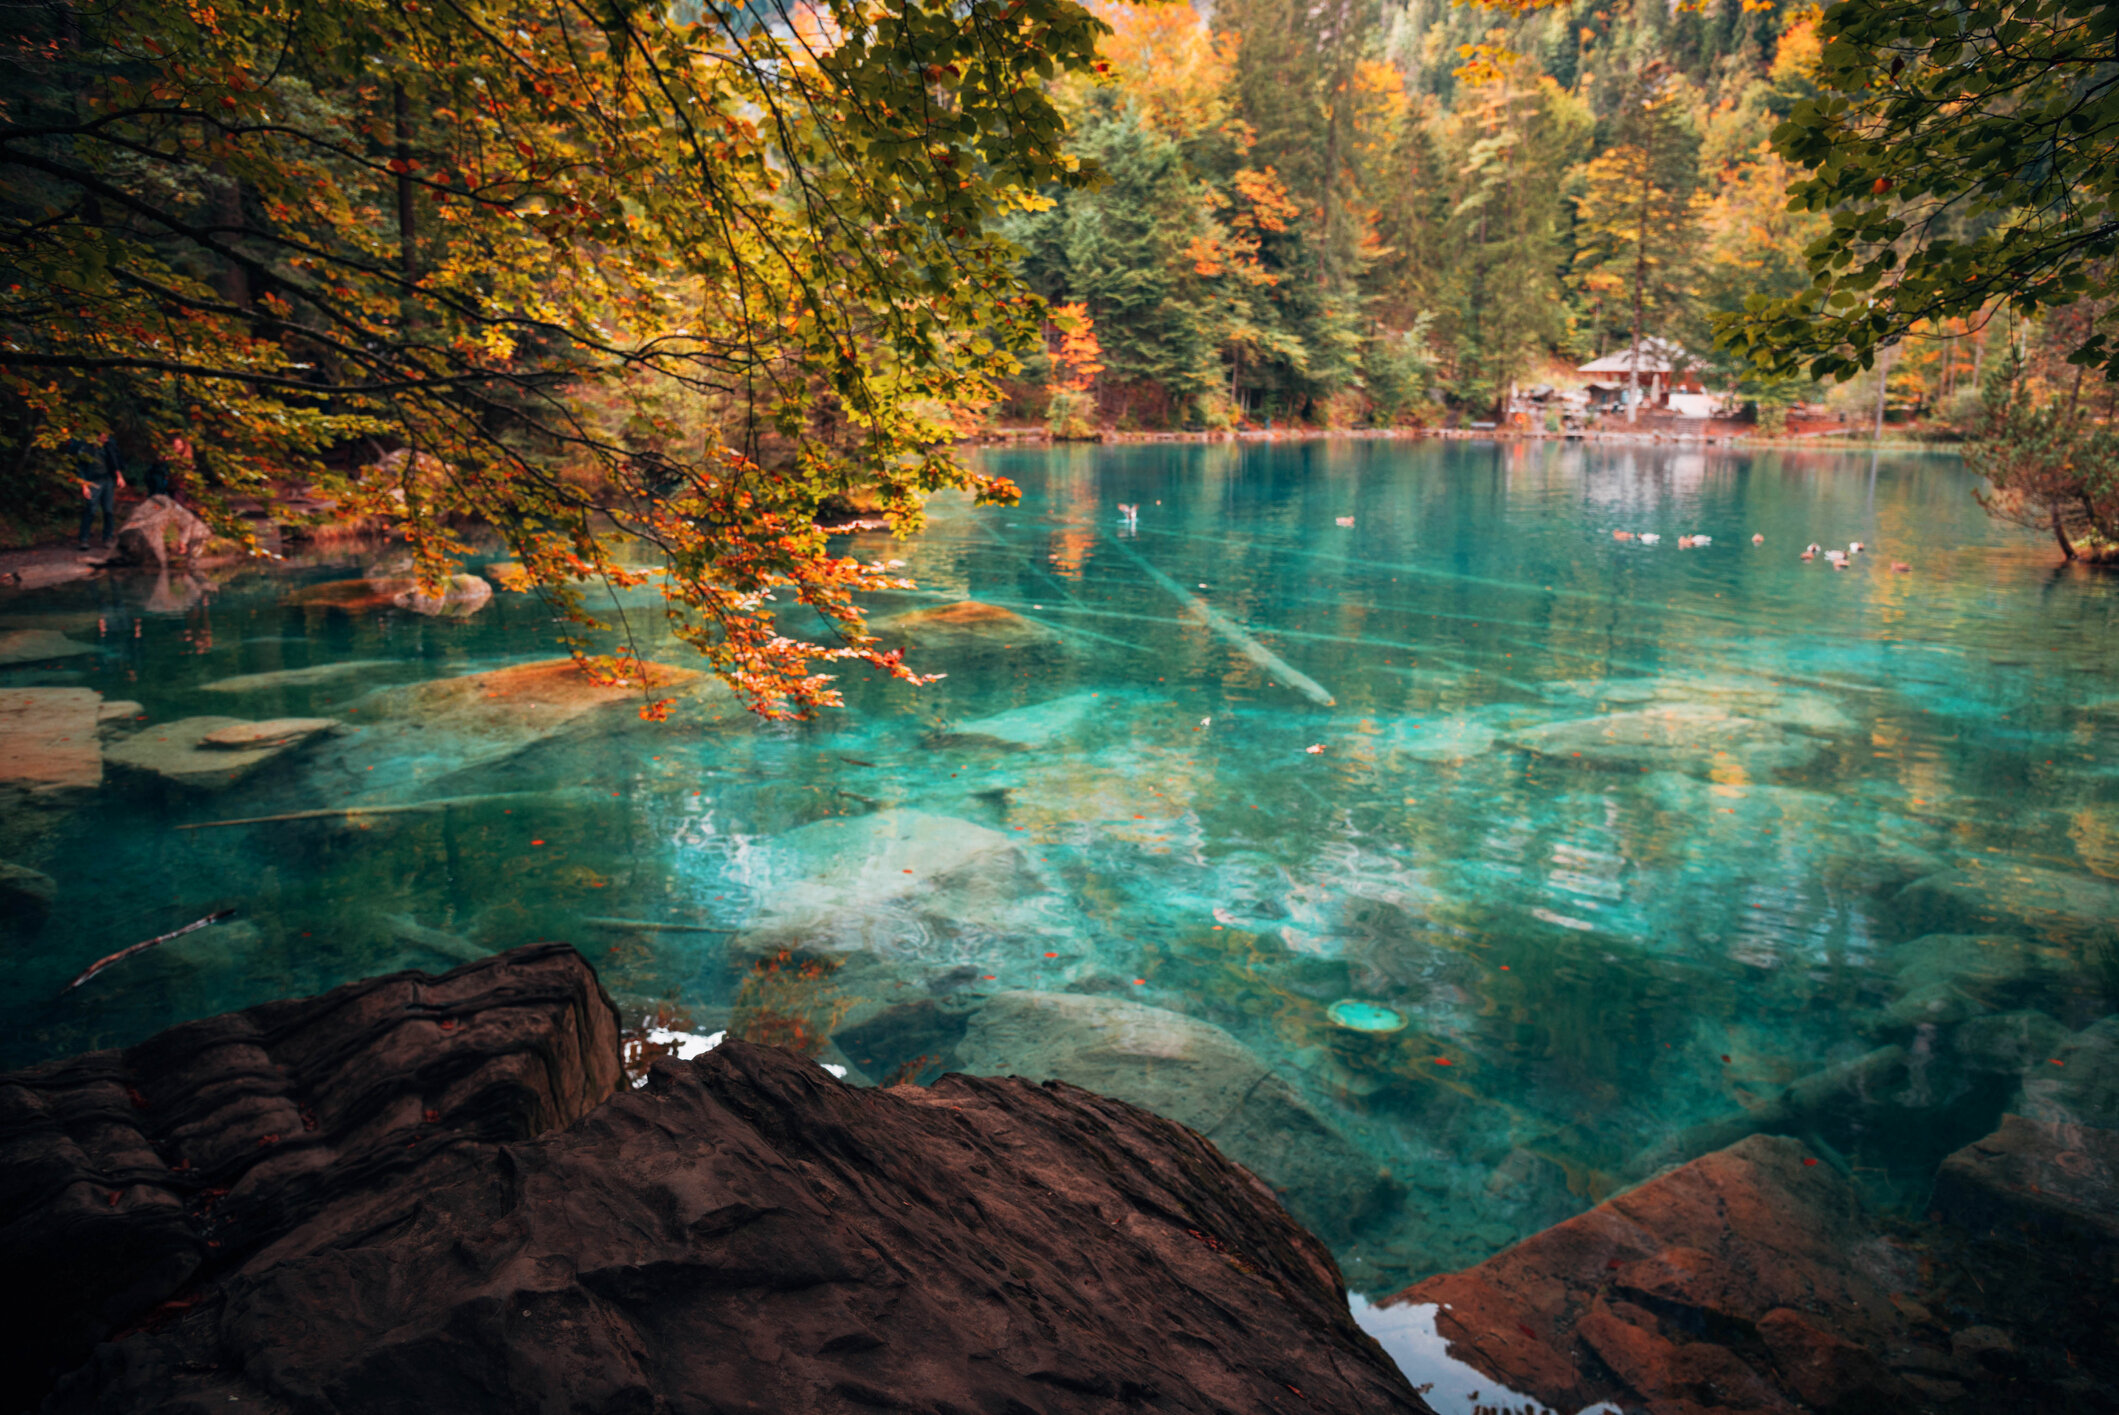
left=6, top=439, right=2116, bottom=1293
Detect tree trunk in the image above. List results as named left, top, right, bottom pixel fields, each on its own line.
left=1627, top=135, right=1653, bottom=425
left=2053, top=508, right=2078, bottom=561
left=1872, top=343, right=1891, bottom=440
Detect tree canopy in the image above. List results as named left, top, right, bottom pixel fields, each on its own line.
left=1, top=0, right=1104, bottom=714
left=1717, top=0, right=2119, bottom=381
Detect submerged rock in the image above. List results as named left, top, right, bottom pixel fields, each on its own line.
left=1381, top=713, right=1498, bottom=763
left=935, top=689, right=1102, bottom=750
left=0, top=688, right=102, bottom=796
left=102, top=714, right=337, bottom=791
left=199, top=659, right=397, bottom=693
left=1934, top=1113, right=2119, bottom=1255
left=113, top=496, right=211, bottom=566
left=2020, top=1015, right=2119, bottom=1128
left=733, top=807, right=1048, bottom=965
left=0, top=628, right=94, bottom=668
left=1507, top=702, right=1826, bottom=776
left=283, top=575, right=414, bottom=611
left=955, top=990, right=1399, bottom=1243
left=15, top=957, right=1429, bottom=1415
left=1896, top=861, right=2119, bottom=948
left=93, top=700, right=143, bottom=738
left=872, top=599, right=1063, bottom=663
left=1882, top=933, right=2080, bottom=1030
left=0, top=859, right=56, bottom=936
left=0, top=942, right=623, bottom=1409
left=0, top=688, right=102, bottom=859
left=312, top=657, right=711, bottom=798
left=390, top=572, right=492, bottom=617
left=198, top=716, right=340, bottom=750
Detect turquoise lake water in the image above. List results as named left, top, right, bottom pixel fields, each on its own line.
left=5, top=438, right=2116, bottom=1294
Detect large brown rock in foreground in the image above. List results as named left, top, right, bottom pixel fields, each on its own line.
left=15, top=953, right=1428, bottom=1415
left=53, top=1042, right=1428, bottom=1415
left=0, top=942, right=623, bottom=1410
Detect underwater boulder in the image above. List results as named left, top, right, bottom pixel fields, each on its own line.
left=282, top=576, right=413, bottom=611
left=1895, top=861, right=2119, bottom=948
left=0, top=860, right=56, bottom=937
left=1506, top=703, right=1825, bottom=776
left=932, top=689, right=1102, bottom=751
left=0, top=628, right=94, bottom=668
left=0, top=688, right=102, bottom=795
left=1934, top=1112, right=2119, bottom=1259
left=94, top=700, right=143, bottom=738
left=0, top=689, right=102, bottom=859
left=1882, top=933, right=2079, bottom=1030
left=954, top=990, right=1397, bottom=1242
left=1952, top=1010, right=2073, bottom=1076
left=2020, top=1015, right=2119, bottom=1129
left=730, top=807, right=1047, bottom=967
left=103, top=715, right=338, bottom=792
left=871, top=600, right=1062, bottom=664
left=1380, top=713, right=1497, bottom=763
left=391, top=572, right=492, bottom=617
left=200, top=660, right=399, bottom=694
left=313, top=656, right=708, bottom=797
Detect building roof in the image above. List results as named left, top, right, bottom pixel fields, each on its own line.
left=1578, top=337, right=1687, bottom=375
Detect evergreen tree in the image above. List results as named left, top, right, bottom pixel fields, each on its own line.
left=1569, top=64, right=1704, bottom=410
left=1435, top=62, right=1589, bottom=415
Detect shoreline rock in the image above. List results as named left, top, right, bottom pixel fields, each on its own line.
left=0, top=942, right=623, bottom=1411
left=8, top=949, right=1431, bottom=1415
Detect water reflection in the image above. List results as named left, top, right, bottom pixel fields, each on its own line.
left=3, top=439, right=2115, bottom=1295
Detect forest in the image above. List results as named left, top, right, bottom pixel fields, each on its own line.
left=1005, top=0, right=2106, bottom=440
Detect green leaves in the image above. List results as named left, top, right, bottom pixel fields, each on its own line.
left=0, top=0, right=1101, bottom=715
left=1719, top=0, right=2119, bottom=379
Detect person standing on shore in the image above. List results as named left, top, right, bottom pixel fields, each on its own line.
left=146, top=431, right=194, bottom=499
left=68, top=431, right=125, bottom=550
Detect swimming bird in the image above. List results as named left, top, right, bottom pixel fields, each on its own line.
left=1693, top=534, right=1712, bottom=546
left=1752, top=533, right=1765, bottom=545
left=1613, top=530, right=1635, bottom=541
left=1335, top=516, right=1355, bottom=527
left=1849, top=541, right=1865, bottom=554
left=1678, top=535, right=1695, bottom=549
left=1118, top=503, right=1139, bottom=525
left=1639, top=532, right=1662, bottom=545
left=1801, top=543, right=1820, bottom=560
left=1891, top=561, right=1911, bottom=573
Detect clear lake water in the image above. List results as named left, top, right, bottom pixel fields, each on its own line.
left=5, top=437, right=2117, bottom=1297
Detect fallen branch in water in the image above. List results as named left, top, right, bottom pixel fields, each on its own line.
left=63, top=909, right=238, bottom=992
left=174, top=792, right=561, bottom=830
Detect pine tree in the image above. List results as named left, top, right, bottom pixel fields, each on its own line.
left=1569, top=63, right=1704, bottom=417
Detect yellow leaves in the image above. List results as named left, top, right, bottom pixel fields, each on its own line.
left=1229, top=166, right=1297, bottom=233
left=1050, top=300, right=1103, bottom=391
left=1453, top=40, right=1521, bottom=87
left=1769, top=7, right=1824, bottom=81
left=1081, top=0, right=1232, bottom=140
left=1185, top=235, right=1224, bottom=278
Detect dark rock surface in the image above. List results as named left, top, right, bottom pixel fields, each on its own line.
left=8, top=949, right=1429, bottom=1415
left=1382, top=1135, right=1923, bottom=1413
left=0, top=942, right=623, bottom=1410
left=1380, top=1125, right=2119, bottom=1413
